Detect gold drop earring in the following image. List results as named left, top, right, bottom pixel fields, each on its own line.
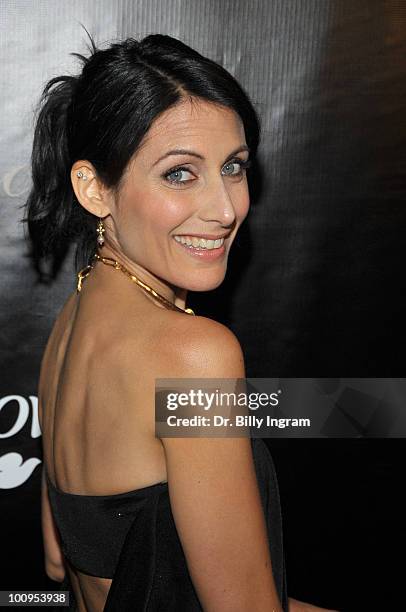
left=76, top=170, right=105, bottom=248
left=96, top=217, right=105, bottom=247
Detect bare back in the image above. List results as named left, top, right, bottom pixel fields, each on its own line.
left=39, top=263, right=181, bottom=611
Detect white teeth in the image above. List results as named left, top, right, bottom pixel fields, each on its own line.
left=174, top=235, right=225, bottom=250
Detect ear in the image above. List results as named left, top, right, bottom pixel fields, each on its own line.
left=70, top=160, right=112, bottom=217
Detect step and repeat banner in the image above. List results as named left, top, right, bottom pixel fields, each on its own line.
left=1, top=1, right=405, bottom=610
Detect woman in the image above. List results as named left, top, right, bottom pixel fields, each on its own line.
left=25, top=33, right=337, bottom=612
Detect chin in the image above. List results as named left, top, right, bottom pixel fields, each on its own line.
left=181, top=271, right=227, bottom=293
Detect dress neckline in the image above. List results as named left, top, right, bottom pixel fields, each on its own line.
left=45, top=470, right=168, bottom=499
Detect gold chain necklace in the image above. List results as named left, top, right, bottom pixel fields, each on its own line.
left=76, top=252, right=195, bottom=315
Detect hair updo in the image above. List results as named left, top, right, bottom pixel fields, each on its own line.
left=23, top=30, right=261, bottom=279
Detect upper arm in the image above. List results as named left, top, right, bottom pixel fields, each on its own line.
left=39, top=383, right=65, bottom=581
left=159, top=317, right=283, bottom=611
left=41, top=466, right=66, bottom=581
left=38, top=308, right=74, bottom=582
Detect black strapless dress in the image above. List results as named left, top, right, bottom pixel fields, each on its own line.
left=49, top=438, right=288, bottom=611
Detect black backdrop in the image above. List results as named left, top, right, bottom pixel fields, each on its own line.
left=1, top=2, right=405, bottom=610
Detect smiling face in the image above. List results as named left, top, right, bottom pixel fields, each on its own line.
left=104, top=97, right=251, bottom=293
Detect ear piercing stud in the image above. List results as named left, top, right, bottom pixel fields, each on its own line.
left=77, top=170, right=88, bottom=180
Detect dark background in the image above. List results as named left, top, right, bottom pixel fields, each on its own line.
left=1, top=2, right=405, bottom=610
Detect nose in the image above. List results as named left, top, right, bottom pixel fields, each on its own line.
left=197, top=176, right=237, bottom=226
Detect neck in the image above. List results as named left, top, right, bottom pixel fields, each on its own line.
left=95, top=243, right=188, bottom=311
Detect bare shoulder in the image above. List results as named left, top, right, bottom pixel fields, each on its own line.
left=155, top=312, right=246, bottom=378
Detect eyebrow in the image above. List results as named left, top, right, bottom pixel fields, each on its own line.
left=152, top=145, right=250, bottom=167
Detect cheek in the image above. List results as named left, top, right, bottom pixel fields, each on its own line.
left=146, top=189, right=195, bottom=232
left=119, top=187, right=194, bottom=238
left=234, top=183, right=250, bottom=221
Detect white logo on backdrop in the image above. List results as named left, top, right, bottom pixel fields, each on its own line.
left=0, top=395, right=41, bottom=490
left=1, top=164, right=30, bottom=198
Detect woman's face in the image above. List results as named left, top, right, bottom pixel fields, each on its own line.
left=107, top=97, right=251, bottom=292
